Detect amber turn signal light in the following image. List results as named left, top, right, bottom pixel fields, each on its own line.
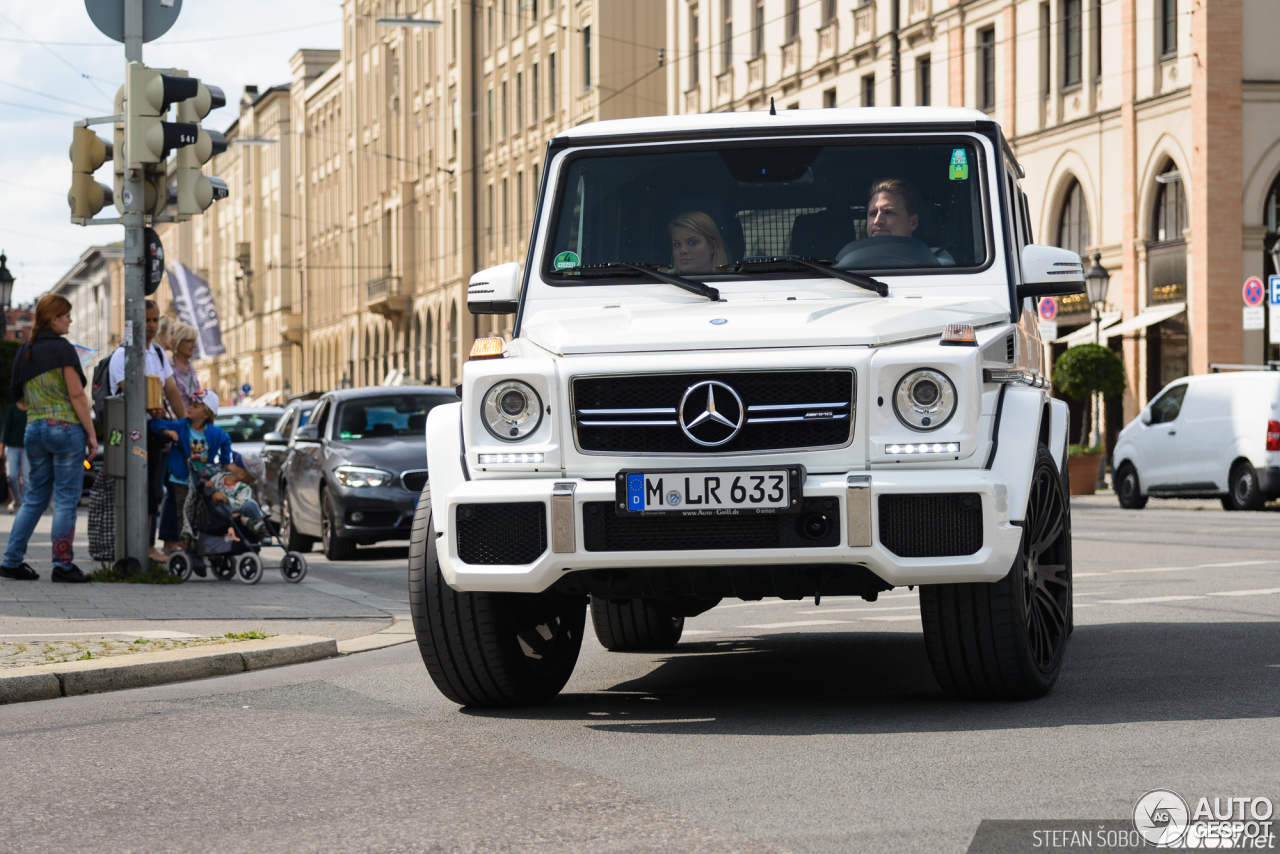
left=939, top=323, right=977, bottom=346
left=469, top=337, right=505, bottom=360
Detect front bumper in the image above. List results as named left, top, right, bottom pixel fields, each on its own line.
left=330, top=488, right=419, bottom=541
left=430, top=470, right=1022, bottom=594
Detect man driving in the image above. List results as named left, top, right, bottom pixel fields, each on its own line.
left=834, top=177, right=952, bottom=267
left=865, top=178, right=920, bottom=239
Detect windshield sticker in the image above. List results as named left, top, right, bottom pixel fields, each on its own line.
left=949, top=149, right=969, bottom=181
left=340, top=431, right=354, bottom=439
left=553, top=250, right=580, bottom=270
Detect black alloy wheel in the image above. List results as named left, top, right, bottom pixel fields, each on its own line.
left=1114, top=462, right=1148, bottom=510
left=321, top=488, right=358, bottom=561
left=408, top=485, right=587, bottom=707
left=920, top=444, right=1072, bottom=700
left=280, top=489, right=314, bottom=553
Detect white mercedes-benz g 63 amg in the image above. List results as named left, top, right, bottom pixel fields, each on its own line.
left=409, top=107, right=1082, bottom=706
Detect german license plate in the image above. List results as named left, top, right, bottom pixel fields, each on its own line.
left=616, top=467, right=802, bottom=515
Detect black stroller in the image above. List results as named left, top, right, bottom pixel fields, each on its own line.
left=164, top=462, right=309, bottom=584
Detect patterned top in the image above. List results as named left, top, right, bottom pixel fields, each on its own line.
left=172, top=360, right=201, bottom=409
left=207, top=471, right=254, bottom=511
left=24, top=368, right=79, bottom=425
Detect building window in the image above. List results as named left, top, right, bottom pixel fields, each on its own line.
left=1039, top=3, right=1050, bottom=96
left=823, top=88, right=837, bottom=108
left=487, top=87, right=494, bottom=144
left=517, top=171, right=525, bottom=239
left=502, top=177, right=509, bottom=248
left=917, top=55, right=931, bottom=106
left=1091, top=0, right=1102, bottom=81
left=1153, top=163, right=1185, bottom=243
left=583, top=25, right=592, bottom=90
left=722, top=0, right=732, bottom=73
left=501, top=79, right=508, bottom=138
left=689, top=7, right=699, bottom=88
left=824, top=0, right=836, bottom=21
left=487, top=183, right=494, bottom=255
left=862, top=74, right=875, bottom=107
left=786, top=0, right=799, bottom=42
left=487, top=3, right=494, bottom=53
left=1062, top=0, right=1082, bottom=88
left=532, top=62, right=539, bottom=121
left=978, top=27, right=996, bottom=112
left=1056, top=178, right=1090, bottom=258
left=502, top=0, right=509, bottom=42
left=753, top=0, right=764, bottom=57
left=516, top=71, right=523, bottom=129
left=1160, top=0, right=1177, bottom=57
left=549, top=53, right=557, bottom=112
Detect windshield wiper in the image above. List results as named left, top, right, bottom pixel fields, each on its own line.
left=566, top=262, right=720, bottom=301
left=722, top=256, right=889, bottom=297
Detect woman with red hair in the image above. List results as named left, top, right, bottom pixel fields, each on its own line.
left=0, top=294, right=97, bottom=582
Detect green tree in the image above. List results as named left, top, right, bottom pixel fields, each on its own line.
left=1052, top=343, right=1126, bottom=448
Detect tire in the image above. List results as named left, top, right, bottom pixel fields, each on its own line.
left=407, top=485, right=587, bottom=707
left=321, top=489, right=358, bottom=561
left=280, top=551, right=308, bottom=583
left=1114, top=463, right=1148, bottom=510
left=920, top=444, right=1072, bottom=700
left=210, top=555, right=235, bottom=581
left=236, top=552, right=263, bottom=585
left=280, top=488, right=314, bottom=553
left=589, top=596, right=684, bottom=651
left=166, top=551, right=193, bottom=582
left=1226, top=461, right=1265, bottom=511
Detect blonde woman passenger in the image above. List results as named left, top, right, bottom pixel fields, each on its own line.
left=668, top=211, right=729, bottom=275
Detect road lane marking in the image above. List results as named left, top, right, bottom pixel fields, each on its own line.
left=1096, top=595, right=1203, bottom=604
left=806, top=606, right=919, bottom=614
left=1206, top=588, right=1280, bottom=597
left=739, top=620, right=852, bottom=629
left=1074, top=560, right=1274, bottom=579
left=861, top=615, right=920, bottom=622
left=680, top=630, right=720, bottom=635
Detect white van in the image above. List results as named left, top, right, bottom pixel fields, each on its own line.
left=1112, top=371, right=1280, bottom=510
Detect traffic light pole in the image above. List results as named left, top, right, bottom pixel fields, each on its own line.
left=121, top=0, right=149, bottom=570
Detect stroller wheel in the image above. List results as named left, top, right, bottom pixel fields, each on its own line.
left=280, top=551, right=308, bottom=583
left=211, top=555, right=236, bottom=581
left=166, top=552, right=194, bottom=582
left=236, top=552, right=263, bottom=585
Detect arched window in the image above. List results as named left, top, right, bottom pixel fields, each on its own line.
left=426, top=310, right=436, bottom=384
left=1152, top=161, right=1185, bottom=244
left=412, top=314, right=422, bottom=380
left=449, top=301, right=459, bottom=384
left=364, top=329, right=372, bottom=386
left=1056, top=178, right=1090, bottom=258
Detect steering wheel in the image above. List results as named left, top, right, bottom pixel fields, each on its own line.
left=835, top=236, right=941, bottom=269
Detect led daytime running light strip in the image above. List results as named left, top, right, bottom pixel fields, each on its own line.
left=478, top=453, right=546, bottom=464
left=886, top=443, right=960, bottom=455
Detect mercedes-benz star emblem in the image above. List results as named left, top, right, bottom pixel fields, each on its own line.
left=679, top=380, right=745, bottom=447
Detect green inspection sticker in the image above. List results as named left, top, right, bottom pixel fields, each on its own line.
left=553, top=250, right=580, bottom=270
left=949, top=148, right=969, bottom=181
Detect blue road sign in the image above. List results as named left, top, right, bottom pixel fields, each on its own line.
left=241, top=383, right=252, bottom=395
left=1270, top=275, right=1280, bottom=305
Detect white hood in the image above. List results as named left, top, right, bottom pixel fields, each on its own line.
left=521, top=295, right=1011, bottom=355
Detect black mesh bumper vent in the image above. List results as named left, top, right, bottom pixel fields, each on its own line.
left=878, top=493, right=983, bottom=558
left=401, top=470, right=429, bottom=492
left=573, top=370, right=854, bottom=454
left=456, top=502, right=547, bottom=565
left=582, top=499, right=840, bottom=552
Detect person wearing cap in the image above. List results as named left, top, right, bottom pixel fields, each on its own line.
left=150, top=389, right=232, bottom=567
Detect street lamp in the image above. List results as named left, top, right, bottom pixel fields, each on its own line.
left=0, top=252, right=14, bottom=343
left=1084, top=251, right=1110, bottom=345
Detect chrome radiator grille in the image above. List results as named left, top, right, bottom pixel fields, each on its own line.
left=571, top=370, right=854, bottom=455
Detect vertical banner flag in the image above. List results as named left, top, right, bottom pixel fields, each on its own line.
left=168, top=264, right=226, bottom=358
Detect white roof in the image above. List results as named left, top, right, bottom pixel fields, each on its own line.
left=558, top=107, right=999, bottom=141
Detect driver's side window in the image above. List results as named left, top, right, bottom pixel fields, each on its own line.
left=276, top=407, right=297, bottom=440
left=1149, top=384, right=1188, bottom=425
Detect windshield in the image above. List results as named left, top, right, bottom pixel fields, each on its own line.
left=333, top=395, right=444, bottom=441
left=544, top=140, right=988, bottom=278
left=215, top=412, right=278, bottom=444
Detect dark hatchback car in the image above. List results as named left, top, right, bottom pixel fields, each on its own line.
left=270, top=387, right=454, bottom=560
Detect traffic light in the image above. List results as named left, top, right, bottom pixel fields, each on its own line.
left=124, top=61, right=199, bottom=165
left=112, top=85, right=125, bottom=214
left=174, top=73, right=228, bottom=216
left=68, top=126, right=113, bottom=220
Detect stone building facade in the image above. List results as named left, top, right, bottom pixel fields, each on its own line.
left=667, top=0, right=1280, bottom=436
left=49, top=243, right=123, bottom=369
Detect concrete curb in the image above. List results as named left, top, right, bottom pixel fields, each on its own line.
left=0, top=635, right=338, bottom=705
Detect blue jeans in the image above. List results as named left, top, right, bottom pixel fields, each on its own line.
left=2, top=420, right=87, bottom=570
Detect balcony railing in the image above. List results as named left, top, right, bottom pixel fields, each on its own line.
left=782, top=39, right=800, bottom=76
left=747, top=56, right=765, bottom=90
left=854, top=2, right=877, bottom=49
left=818, top=21, right=838, bottom=62
left=715, top=68, right=734, bottom=108
left=366, top=275, right=410, bottom=318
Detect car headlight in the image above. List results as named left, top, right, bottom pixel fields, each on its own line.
left=482, top=379, right=543, bottom=441
left=334, top=465, right=393, bottom=488
left=893, top=369, right=957, bottom=431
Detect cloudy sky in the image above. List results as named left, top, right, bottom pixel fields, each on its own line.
left=0, top=1, right=342, bottom=305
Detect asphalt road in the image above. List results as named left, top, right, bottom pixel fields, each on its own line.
left=3, top=496, right=1278, bottom=854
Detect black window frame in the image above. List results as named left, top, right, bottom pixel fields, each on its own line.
left=536, top=133, right=997, bottom=286
left=1160, top=0, right=1177, bottom=58
left=978, top=27, right=997, bottom=113
left=917, top=55, right=932, bottom=106
left=1062, top=0, right=1082, bottom=90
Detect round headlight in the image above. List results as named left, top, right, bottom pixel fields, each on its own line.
left=893, top=369, right=957, bottom=431
left=482, top=380, right=543, bottom=441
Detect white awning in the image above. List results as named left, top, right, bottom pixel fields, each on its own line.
left=1099, top=302, right=1186, bottom=341
left=1052, top=312, right=1122, bottom=347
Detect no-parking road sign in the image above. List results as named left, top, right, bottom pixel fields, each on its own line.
left=1244, top=277, right=1265, bottom=307
left=1039, top=297, right=1058, bottom=321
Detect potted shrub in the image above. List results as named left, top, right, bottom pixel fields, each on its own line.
left=1051, top=342, right=1127, bottom=495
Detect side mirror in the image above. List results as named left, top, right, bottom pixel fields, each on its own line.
left=263, top=431, right=287, bottom=446
left=468, top=262, right=521, bottom=314
left=294, top=424, right=320, bottom=442
left=1140, top=409, right=1152, bottom=426
left=1017, top=245, right=1086, bottom=300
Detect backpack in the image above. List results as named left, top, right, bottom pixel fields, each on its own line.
left=90, top=351, right=116, bottom=438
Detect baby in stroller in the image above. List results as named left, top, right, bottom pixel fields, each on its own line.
left=202, top=452, right=269, bottom=541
